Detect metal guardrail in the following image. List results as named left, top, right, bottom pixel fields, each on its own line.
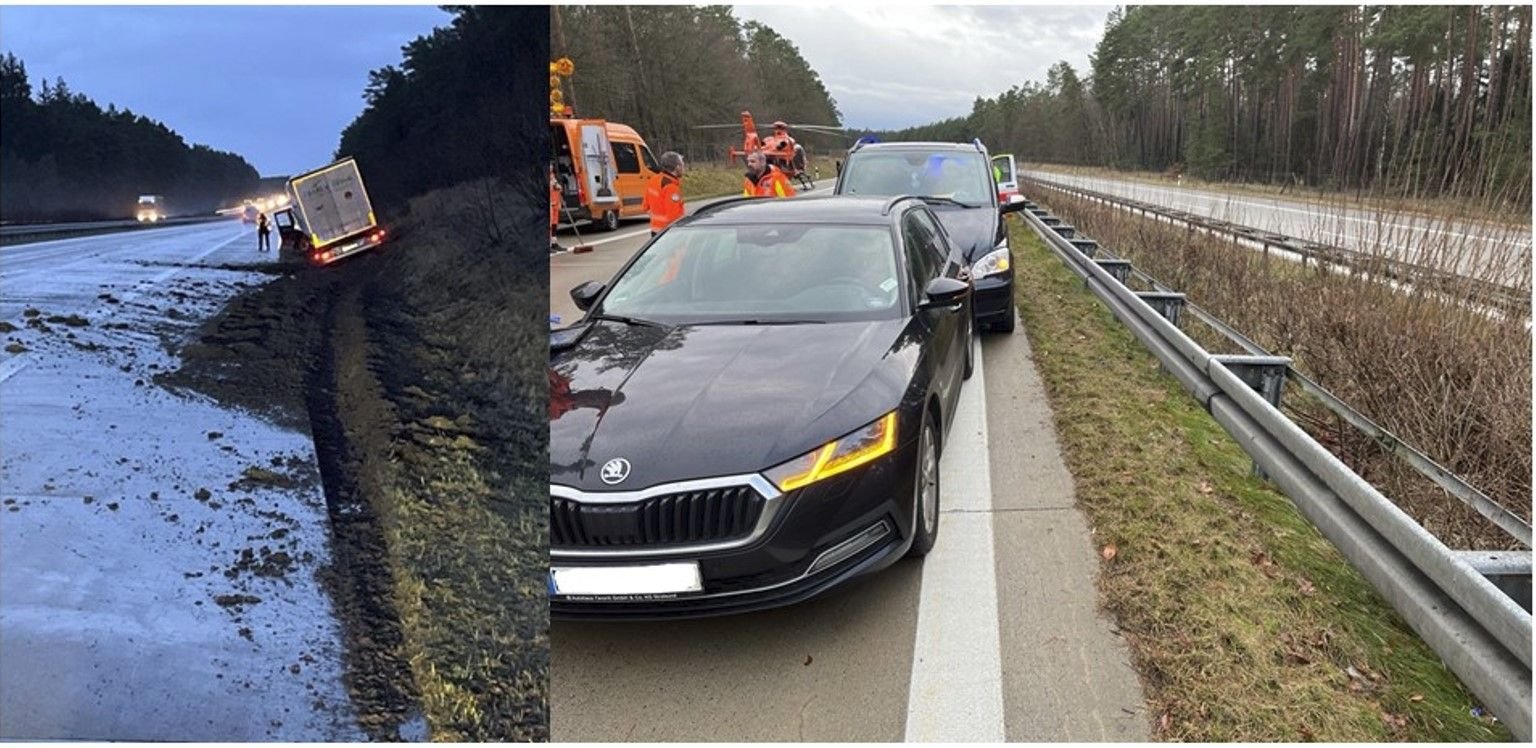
left=0, top=216, right=228, bottom=245
left=1024, top=177, right=1531, bottom=318
left=1018, top=194, right=1532, bottom=740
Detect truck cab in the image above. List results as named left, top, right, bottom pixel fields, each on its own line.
left=136, top=195, right=167, bottom=223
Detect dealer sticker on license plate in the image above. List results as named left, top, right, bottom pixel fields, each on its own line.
left=550, top=562, right=703, bottom=597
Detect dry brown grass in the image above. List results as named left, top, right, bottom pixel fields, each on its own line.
left=1029, top=184, right=1531, bottom=550
left=1011, top=223, right=1510, bottom=741
left=354, top=177, right=549, bottom=739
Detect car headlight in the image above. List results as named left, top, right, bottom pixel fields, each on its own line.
left=764, top=411, right=898, bottom=491
left=972, top=241, right=1011, bottom=279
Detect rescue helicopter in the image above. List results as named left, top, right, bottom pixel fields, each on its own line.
left=694, top=111, right=849, bottom=191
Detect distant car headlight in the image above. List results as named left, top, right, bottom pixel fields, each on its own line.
left=972, top=240, right=1011, bottom=279
left=764, top=411, right=898, bottom=491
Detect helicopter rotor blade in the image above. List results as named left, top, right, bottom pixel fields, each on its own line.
left=692, top=124, right=748, bottom=130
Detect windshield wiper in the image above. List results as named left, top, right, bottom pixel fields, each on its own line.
left=919, top=196, right=982, bottom=209
left=691, top=318, right=827, bottom=326
left=590, top=312, right=669, bottom=329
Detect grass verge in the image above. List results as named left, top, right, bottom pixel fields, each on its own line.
left=1009, top=220, right=1510, bottom=741
left=680, top=156, right=837, bottom=201
left=341, top=178, right=548, bottom=740
left=1027, top=185, right=1529, bottom=549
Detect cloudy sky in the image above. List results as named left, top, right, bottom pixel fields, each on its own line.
left=0, top=5, right=448, bottom=176
left=736, top=4, right=1113, bottom=130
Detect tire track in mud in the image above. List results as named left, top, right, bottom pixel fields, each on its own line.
left=305, top=277, right=425, bottom=741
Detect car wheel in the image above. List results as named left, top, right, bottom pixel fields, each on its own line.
left=599, top=210, right=620, bottom=232
left=906, top=412, right=940, bottom=558
left=963, top=316, right=976, bottom=380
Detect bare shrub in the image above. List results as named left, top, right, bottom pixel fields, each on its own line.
left=1035, top=184, right=1531, bottom=549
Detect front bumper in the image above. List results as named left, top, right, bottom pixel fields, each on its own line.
left=972, top=269, right=1014, bottom=325
left=549, top=439, right=920, bottom=620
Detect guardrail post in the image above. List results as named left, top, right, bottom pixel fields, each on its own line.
left=1455, top=551, right=1534, bottom=612
left=1054, top=224, right=1077, bottom=240
left=1136, top=291, right=1186, bottom=326
left=1041, top=216, right=1063, bottom=228
left=1070, top=239, right=1099, bottom=258
left=1093, top=259, right=1133, bottom=286
left=1214, top=354, right=1293, bottom=478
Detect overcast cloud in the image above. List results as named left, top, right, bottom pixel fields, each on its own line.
left=0, top=5, right=446, bottom=176
left=736, top=5, right=1112, bottom=130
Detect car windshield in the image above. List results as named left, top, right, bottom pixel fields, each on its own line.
left=598, top=224, right=903, bottom=325
left=840, top=150, right=993, bottom=208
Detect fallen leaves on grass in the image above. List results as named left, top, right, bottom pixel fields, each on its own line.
left=1101, top=544, right=1118, bottom=562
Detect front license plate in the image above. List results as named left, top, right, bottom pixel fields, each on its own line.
left=550, top=562, right=703, bottom=597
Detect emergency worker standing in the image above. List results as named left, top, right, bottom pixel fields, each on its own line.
left=643, top=151, right=686, bottom=235
left=742, top=151, right=796, bottom=198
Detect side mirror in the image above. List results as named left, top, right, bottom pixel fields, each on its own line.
left=999, top=200, right=1029, bottom=214
left=919, top=276, right=969, bottom=311
left=570, top=280, right=605, bottom=312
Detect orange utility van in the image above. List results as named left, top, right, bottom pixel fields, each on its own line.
left=551, top=116, right=661, bottom=231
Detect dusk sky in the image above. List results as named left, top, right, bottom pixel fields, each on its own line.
left=0, top=5, right=448, bottom=176
left=736, top=5, right=1113, bottom=130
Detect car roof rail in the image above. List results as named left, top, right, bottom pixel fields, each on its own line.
left=688, top=195, right=761, bottom=219
left=881, top=194, right=924, bottom=216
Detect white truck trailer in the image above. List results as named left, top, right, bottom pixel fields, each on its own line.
left=274, top=157, right=386, bottom=265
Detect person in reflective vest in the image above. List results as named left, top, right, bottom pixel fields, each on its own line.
left=549, top=164, right=562, bottom=252
left=742, top=150, right=796, bottom=198
left=643, top=151, right=686, bottom=236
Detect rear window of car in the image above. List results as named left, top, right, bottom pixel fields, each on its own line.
left=839, top=150, right=993, bottom=207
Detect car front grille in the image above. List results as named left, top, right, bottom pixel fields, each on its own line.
left=551, top=485, right=766, bottom=549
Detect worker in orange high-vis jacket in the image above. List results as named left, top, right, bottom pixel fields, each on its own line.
left=643, top=151, right=686, bottom=236
left=549, top=164, right=562, bottom=252
left=742, top=150, right=796, bottom=198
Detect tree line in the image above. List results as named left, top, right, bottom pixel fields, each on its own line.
left=878, top=6, right=1531, bottom=207
left=0, top=53, right=260, bottom=223
left=549, top=5, right=843, bottom=163
left=337, top=6, right=546, bottom=212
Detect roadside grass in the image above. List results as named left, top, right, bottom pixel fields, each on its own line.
left=1009, top=222, right=1509, bottom=741
left=680, top=156, right=837, bottom=201
left=1025, top=162, right=1530, bottom=227
left=344, top=178, right=548, bottom=740
left=1028, top=185, right=1530, bottom=550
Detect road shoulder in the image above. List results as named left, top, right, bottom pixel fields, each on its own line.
left=982, top=326, right=1150, bottom=741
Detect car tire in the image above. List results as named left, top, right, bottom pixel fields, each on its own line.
left=963, top=316, right=976, bottom=380
left=599, top=210, right=620, bottom=232
left=906, top=411, right=940, bottom=558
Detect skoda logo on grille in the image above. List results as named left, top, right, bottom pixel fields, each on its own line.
left=600, top=458, right=632, bottom=485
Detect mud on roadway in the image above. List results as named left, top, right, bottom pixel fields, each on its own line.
left=158, top=183, right=549, bottom=740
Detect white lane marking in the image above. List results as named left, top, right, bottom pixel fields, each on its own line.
left=904, top=345, right=1006, bottom=742
left=0, top=230, right=245, bottom=385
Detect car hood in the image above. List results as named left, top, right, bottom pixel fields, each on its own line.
left=931, top=207, right=1001, bottom=261
left=550, top=319, right=916, bottom=491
